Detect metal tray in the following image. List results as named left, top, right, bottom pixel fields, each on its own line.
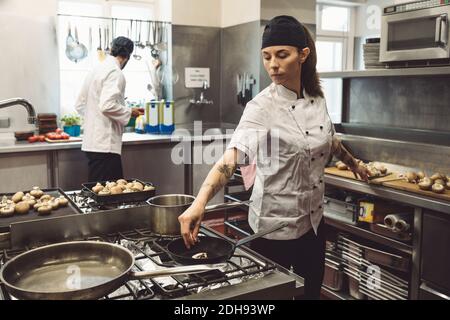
left=0, top=188, right=81, bottom=232
left=82, top=179, right=156, bottom=204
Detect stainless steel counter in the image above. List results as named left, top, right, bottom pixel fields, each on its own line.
left=0, top=131, right=233, bottom=154
left=325, top=174, right=450, bottom=215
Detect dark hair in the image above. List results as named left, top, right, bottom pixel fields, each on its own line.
left=301, top=26, right=324, bottom=98
left=110, top=36, right=134, bottom=59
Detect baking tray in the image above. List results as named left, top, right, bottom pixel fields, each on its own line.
left=0, top=188, right=81, bottom=232
left=82, top=179, right=156, bottom=204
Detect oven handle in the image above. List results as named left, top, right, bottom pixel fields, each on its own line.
left=435, top=14, right=448, bottom=46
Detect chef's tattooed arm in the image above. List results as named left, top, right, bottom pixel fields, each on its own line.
left=331, top=136, right=371, bottom=181
left=197, top=148, right=239, bottom=205
left=331, top=136, right=358, bottom=169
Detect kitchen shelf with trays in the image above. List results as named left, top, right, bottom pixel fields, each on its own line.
left=322, top=186, right=414, bottom=300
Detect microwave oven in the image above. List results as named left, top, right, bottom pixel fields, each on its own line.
left=380, top=0, right=450, bottom=65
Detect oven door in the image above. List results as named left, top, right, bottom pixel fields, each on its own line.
left=380, top=6, right=450, bottom=62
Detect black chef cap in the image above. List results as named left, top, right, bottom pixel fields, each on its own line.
left=262, top=15, right=307, bottom=50
left=111, top=36, right=134, bottom=59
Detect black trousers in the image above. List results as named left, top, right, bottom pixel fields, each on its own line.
left=251, top=218, right=326, bottom=300
left=85, top=152, right=124, bottom=182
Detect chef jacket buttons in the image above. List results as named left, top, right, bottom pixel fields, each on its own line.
left=305, top=131, right=309, bottom=135
left=311, top=157, right=315, bottom=161
left=311, top=210, right=314, bottom=214
left=320, top=125, right=323, bottom=130
left=313, top=185, right=317, bottom=189
left=320, top=152, right=324, bottom=157
left=319, top=205, right=323, bottom=209
left=320, top=179, right=323, bottom=183
left=292, top=105, right=296, bottom=110
left=310, top=100, right=314, bottom=104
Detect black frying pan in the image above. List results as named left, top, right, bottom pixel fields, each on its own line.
left=167, top=221, right=289, bottom=265
left=0, top=241, right=224, bottom=300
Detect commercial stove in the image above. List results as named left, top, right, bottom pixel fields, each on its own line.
left=0, top=191, right=303, bottom=300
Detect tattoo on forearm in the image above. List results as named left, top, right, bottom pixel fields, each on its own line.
left=217, top=164, right=236, bottom=179
left=331, top=137, right=356, bottom=168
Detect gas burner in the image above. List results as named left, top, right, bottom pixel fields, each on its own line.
left=0, top=227, right=279, bottom=300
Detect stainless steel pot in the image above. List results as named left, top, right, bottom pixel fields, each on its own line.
left=147, top=194, right=249, bottom=236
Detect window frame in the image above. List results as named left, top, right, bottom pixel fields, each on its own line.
left=316, top=3, right=355, bottom=71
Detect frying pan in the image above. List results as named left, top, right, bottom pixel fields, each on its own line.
left=166, top=221, right=289, bottom=265
left=0, top=241, right=224, bottom=300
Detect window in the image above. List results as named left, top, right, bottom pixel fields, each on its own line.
left=58, top=0, right=159, bottom=117
left=316, top=4, right=354, bottom=71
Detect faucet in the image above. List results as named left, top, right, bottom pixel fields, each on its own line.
left=190, top=81, right=213, bottom=105
left=0, top=98, right=37, bottom=124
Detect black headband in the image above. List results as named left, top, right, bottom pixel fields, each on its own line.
left=262, top=15, right=307, bottom=50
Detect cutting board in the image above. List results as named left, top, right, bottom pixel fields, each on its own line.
left=324, top=167, right=403, bottom=185
left=325, top=167, right=450, bottom=202
left=45, top=137, right=82, bottom=143
left=382, top=180, right=450, bottom=202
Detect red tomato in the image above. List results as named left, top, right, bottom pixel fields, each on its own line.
left=54, top=134, right=62, bottom=140
left=55, top=128, right=63, bottom=134
left=28, top=136, right=39, bottom=143
left=46, top=132, right=55, bottom=139
left=38, top=135, right=46, bottom=142
left=61, top=133, right=70, bottom=140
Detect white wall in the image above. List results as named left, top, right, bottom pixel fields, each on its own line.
left=261, top=0, right=316, bottom=24
left=172, top=0, right=221, bottom=27
left=221, top=0, right=260, bottom=28
left=0, top=0, right=59, bottom=133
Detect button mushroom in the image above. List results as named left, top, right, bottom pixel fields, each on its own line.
left=57, top=196, right=69, bottom=207
left=30, top=187, right=44, bottom=199
left=15, top=201, right=30, bottom=215
left=37, top=204, right=52, bottom=216
left=12, top=191, right=25, bottom=203
left=0, top=205, right=15, bottom=217
left=431, top=183, right=445, bottom=194
left=418, top=178, right=432, bottom=191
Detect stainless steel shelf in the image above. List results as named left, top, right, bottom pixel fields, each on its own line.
left=321, top=286, right=355, bottom=300
left=320, top=66, right=450, bottom=78
left=324, top=217, right=413, bottom=255
left=324, top=174, right=450, bottom=215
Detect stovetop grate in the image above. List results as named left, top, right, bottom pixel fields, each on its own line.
left=0, top=227, right=277, bottom=300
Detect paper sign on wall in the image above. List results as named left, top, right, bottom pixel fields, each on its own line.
left=185, top=68, right=210, bottom=88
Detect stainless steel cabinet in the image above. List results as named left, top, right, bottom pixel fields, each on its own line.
left=421, top=210, right=450, bottom=297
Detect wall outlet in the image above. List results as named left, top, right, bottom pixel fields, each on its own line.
left=0, top=117, right=10, bottom=128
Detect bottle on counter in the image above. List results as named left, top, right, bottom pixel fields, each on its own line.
left=145, top=100, right=160, bottom=134
left=159, top=100, right=174, bottom=134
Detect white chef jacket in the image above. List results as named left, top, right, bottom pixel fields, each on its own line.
left=75, top=56, right=131, bottom=155
left=227, top=83, right=335, bottom=240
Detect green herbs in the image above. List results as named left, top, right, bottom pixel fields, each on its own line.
left=61, top=114, right=81, bottom=126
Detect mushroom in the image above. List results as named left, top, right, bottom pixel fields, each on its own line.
left=0, top=205, right=15, bottom=217
left=123, top=189, right=134, bottom=193
left=98, top=189, right=111, bottom=196
left=116, top=179, right=127, bottom=185
left=110, top=186, right=123, bottom=195
left=418, top=178, right=432, bottom=191
left=132, top=182, right=144, bottom=192
left=434, top=179, right=445, bottom=186
left=336, top=161, right=348, bottom=170
left=29, top=187, right=44, bottom=199
left=446, top=181, right=450, bottom=190
left=37, top=205, right=52, bottom=216
left=431, top=183, right=445, bottom=194
left=40, top=194, right=52, bottom=202
left=49, top=199, right=60, bottom=210
left=12, top=191, right=25, bottom=203
left=430, top=173, right=444, bottom=182
left=92, top=185, right=104, bottom=194
left=126, top=183, right=134, bottom=189
left=57, top=196, right=69, bottom=207
left=406, top=172, right=418, bottom=183
left=417, top=171, right=426, bottom=180
left=15, top=201, right=30, bottom=215
left=105, top=182, right=117, bottom=189
left=144, top=185, right=155, bottom=191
